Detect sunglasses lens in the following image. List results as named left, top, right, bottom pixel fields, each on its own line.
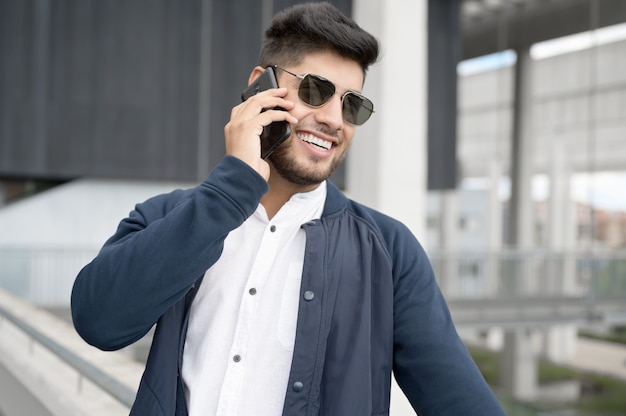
left=343, top=93, right=374, bottom=125
left=299, top=75, right=335, bottom=106
left=295, top=71, right=374, bottom=125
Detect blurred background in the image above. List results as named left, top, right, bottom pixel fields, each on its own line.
left=1, top=0, right=625, bottom=415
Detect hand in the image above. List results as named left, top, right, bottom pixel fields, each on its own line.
left=224, top=87, right=298, bottom=181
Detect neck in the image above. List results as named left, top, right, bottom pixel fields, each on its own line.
left=261, top=172, right=321, bottom=220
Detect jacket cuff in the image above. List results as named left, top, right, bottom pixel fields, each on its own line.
left=201, top=155, right=269, bottom=217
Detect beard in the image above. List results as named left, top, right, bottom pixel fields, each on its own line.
left=267, top=136, right=349, bottom=186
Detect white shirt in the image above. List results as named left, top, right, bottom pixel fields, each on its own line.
left=182, top=181, right=326, bottom=415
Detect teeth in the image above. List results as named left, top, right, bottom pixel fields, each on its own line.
left=299, top=133, right=332, bottom=150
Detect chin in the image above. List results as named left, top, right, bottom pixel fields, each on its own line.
left=270, top=152, right=336, bottom=186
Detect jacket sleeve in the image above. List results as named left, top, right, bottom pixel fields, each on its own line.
left=71, top=156, right=268, bottom=351
left=389, top=227, right=505, bottom=415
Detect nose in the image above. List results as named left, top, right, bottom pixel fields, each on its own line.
left=314, top=94, right=344, bottom=131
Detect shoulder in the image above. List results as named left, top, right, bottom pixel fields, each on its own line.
left=130, top=186, right=195, bottom=223
left=134, top=155, right=267, bottom=222
left=324, top=182, right=427, bottom=263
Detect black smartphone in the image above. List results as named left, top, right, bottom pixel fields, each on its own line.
left=241, top=67, right=292, bottom=159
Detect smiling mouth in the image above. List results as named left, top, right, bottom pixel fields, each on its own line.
left=298, top=133, right=332, bottom=150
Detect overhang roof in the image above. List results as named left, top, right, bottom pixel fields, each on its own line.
left=460, top=0, right=626, bottom=59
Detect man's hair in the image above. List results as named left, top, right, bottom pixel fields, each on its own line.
left=258, top=2, right=379, bottom=74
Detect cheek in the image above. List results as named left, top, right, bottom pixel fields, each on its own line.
left=342, top=127, right=356, bottom=145
left=289, top=102, right=313, bottom=121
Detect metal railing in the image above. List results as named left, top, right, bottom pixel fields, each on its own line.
left=429, top=249, right=626, bottom=300
left=0, top=246, right=98, bottom=306
left=0, top=247, right=136, bottom=410
left=428, top=249, right=626, bottom=327
left=0, top=246, right=625, bottom=411
left=0, top=300, right=136, bottom=408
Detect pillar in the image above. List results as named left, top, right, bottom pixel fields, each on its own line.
left=485, top=162, right=504, bottom=349
left=544, top=140, right=577, bottom=362
left=0, top=183, right=6, bottom=207
left=349, top=0, right=428, bottom=239
left=487, top=161, right=503, bottom=297
left=500, top=328, right=538, bottom=400
left=503, top=46, right=539, bottom=398
left=508, top=47, right=534, bottom=250
left=440, top=190, right=459, bottom=297
left=352, top=0, right=428, bottom=414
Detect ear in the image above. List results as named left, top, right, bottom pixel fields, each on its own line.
left=248, top=66, right=266, bottom=85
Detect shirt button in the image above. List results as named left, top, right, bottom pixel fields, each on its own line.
left=249, top=288, right=257, bottom=295
left=233, top=354, right=241, bottom=362
left=292, top=381, right=304, bottom=392
left=270, top=225, right=277, bottom=232
left=303, top=291, right=315, bottom=301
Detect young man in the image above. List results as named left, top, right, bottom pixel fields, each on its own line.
left=71, top=3, right=505, bottom=415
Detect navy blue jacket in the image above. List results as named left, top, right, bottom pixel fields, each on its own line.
left=71, top=156, right=505, bottom=415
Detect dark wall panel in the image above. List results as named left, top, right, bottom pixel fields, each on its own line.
left=0, top=1, right=37, bottom=176
left=1, top=0, right=202, bottom=181
left=0, top=0, right=352, bottom=184
left=206, top=0, right=264, bottom=172
left=428, top=0, right=459, bottom=190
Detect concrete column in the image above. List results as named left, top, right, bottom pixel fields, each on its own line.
left=547, top=140, right=570, bottom=250
left=484, top=162, right=504, bottom=349
left=500, top=328, right=537, bottom=400
left=503, top=46, right=539, bottom=399
left=486, top=161, right=503, bottom=296
left=544, top=139, right=577, bottom=362
left=508, top=47, right=534, bottom=250
left=502, top=47, right=535, bottom=299
left=546, top=140, right=576, bottom=294
left=440, top=190, right=459, bottom=297
left=352, top=1, right=428, bottom=414
left=350, top=0, right=428, bottom=240
left=0, top=183, right=6, bottom=207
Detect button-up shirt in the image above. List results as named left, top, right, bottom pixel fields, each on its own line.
left=182, top=181, right=326, bottom=415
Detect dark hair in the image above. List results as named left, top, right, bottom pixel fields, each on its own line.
left=258, top=2, right=379, bottom=74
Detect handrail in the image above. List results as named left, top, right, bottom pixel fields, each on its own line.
left=428, top=249, right=626, bottom=301
left=0, top=302, right=136, bottom=408
left=1, top=246, right=625, bottom=409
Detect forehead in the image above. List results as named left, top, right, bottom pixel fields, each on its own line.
left=286, top=51, right=365, bottom=92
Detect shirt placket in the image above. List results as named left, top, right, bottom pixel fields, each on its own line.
left=216, top=222, right=281, bottom=415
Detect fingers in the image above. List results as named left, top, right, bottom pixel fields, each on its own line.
left=241, top=86, right=294, bottom=109
left=232, top=87, right=297, bottom=125
left=224, top=88, right=298, bottom=180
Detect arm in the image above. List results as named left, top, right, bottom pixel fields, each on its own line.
left=73, top=77, right=295, bottom=351
left=390, top=231, right=505, bottom=415
left=71, top=156, right=268, bottom=350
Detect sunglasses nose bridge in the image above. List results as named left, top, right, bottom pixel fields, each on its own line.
left=311, top=89, right=345, bottom=128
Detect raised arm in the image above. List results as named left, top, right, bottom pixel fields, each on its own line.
left=71, top=156, right=268, bottom=350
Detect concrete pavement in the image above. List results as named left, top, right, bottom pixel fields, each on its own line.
left=565, top=337, right=626, bottom=381
left=0, top=288, right=143, bottom=416
left=1, top=284, right=625, bottom=415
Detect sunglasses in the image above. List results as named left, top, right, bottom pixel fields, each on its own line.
left=272, top=65, right=375, bottom=126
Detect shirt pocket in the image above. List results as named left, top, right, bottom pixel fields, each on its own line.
left=277, top=261, right=304, bottom=351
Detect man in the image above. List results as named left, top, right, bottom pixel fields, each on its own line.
left=71, top=2, right=505, bottom=415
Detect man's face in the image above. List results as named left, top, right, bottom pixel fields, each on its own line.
left=267, top=51, right=364, bottom=187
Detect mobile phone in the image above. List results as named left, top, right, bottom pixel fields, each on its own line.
left=241, top=67, right=292, bottom=159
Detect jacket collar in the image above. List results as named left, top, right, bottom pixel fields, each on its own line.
left=321, top=181, right=349, bottom=218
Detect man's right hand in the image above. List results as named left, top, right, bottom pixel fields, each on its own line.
left=224, top=87, right=297, bottom=181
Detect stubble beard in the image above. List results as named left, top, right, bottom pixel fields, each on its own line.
left=268, top=137, right=349, bottom=186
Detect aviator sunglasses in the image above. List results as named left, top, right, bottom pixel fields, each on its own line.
left=271, top=65, right=375, bottom=126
